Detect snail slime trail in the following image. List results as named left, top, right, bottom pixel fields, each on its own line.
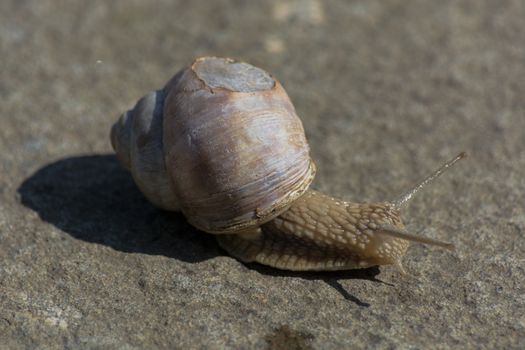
left=111, top=56, right=466, bottom=273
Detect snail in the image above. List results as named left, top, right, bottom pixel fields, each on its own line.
left=110, top=56, right=465, bottom=273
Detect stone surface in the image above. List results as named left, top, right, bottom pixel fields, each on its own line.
left=1, top=0, right=524, bottom=348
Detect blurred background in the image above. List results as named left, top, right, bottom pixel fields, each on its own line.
left=1, top=0, right=524, bottom=348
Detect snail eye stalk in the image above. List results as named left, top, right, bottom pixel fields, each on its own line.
left=392, top=152, right=467, bottom=209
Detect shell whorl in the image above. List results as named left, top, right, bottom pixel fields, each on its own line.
left=110, top=90, right=180, bottom=211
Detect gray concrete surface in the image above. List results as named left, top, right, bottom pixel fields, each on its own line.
left=1, top=0, right=524, bottom=348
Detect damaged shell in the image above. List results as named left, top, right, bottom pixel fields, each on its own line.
left=111, top=57, right=315, bottom=233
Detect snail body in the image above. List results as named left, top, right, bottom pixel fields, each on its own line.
left=111, top=56, right=463, bottom=272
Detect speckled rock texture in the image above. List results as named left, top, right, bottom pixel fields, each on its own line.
left=1, top=0, right=524, bottom=349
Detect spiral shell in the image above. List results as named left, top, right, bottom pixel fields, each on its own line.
left=111, top=57, right=315, bottom=233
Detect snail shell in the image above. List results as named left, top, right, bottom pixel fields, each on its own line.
left=111, top=57, right=315, bottom=234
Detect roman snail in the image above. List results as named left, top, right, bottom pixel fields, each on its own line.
left=110, top=56, right=465, bottom=273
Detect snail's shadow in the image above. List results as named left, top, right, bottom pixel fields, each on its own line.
left=247, top=264, right=387, bottom=307
left=17, top=155, right=220, bottom=262
left=18, top=155, right=385, bottom=306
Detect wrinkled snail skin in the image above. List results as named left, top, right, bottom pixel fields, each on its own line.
left=111, top=56, right=463, bottom=273
left=218, top=153, right=465, bottom=272
left=217, top=190, right=410, bottom=271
